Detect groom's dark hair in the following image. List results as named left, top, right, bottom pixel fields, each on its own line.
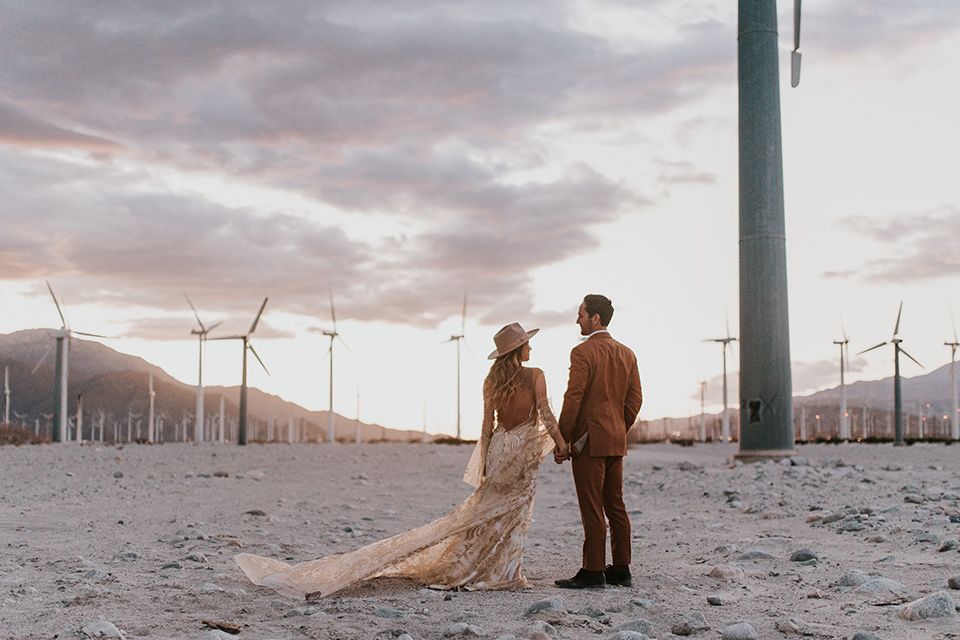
left=583, top=294, right=614, bottom=327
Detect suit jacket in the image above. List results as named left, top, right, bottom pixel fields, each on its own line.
left=559, top=332, right=643, bottom=457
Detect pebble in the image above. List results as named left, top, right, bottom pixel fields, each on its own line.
left=721, top=622, right=758, bottom=640
left=851, top=633, right=882, bottom=640
left=899, top=591, right=957, bottom=620
left=948, top=575, right=960, bottom=590
left=834, top=571, right=869, bottom=587
left=709, top=564, right=744, bottom=581
left=160, top=562, right=181, bottom=570
left=201, top=583, right=223, bottom=593
left=373, top=606, right=405, bottom=618
left=707, top=595, right=725, bottom=606
left=608, top=632, right=650, bottom=640
left=185, top=552, right=206, bottom=563
left=526, top=596, right=566, bottom=614
left=630, top=598, right=657, bottom=608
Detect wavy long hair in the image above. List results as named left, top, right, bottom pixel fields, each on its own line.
left=483, top=346, right=526, bottom=409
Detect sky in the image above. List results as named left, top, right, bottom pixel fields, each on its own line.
left=1, top=1, right=959, bottom=440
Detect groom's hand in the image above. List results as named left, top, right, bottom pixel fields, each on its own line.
left=553, top=443, right=570, bottom=464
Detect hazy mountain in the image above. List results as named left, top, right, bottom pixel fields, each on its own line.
left=0, top=329, right=423, bottom=442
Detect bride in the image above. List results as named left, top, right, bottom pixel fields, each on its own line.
left=235, top=322, right=568, bottom=598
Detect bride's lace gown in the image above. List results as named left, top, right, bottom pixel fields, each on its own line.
left=235, top=368, right=560, bottom=598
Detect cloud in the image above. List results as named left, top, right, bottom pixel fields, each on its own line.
left=835, top=207, right=960, bottom=283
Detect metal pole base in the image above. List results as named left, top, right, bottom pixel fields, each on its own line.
left=734, top=448, right=794, bottom=464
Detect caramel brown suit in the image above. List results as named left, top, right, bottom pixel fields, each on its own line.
left=559, top=331, right=642, bottom=572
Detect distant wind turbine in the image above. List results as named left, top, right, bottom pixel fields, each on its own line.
left=833, top=320, right=850, bottom=441
left=704, top=316, right=737, bottom=442
left=946, top=304, right=959, bottom=442
left=858, top=302, right=923, bottom=446
left=37, top=281, right=110, bottom=443
left=322, top=287, right=352, bottom=443
left=4, top=365, right=9, bottom=425
left=211, top=298, right=269, bottom=445
left=443, top=292, right=469, bottom=440
left=148, top=372, right=157, bottom=443
left=185, top=295, right=222, bottom=443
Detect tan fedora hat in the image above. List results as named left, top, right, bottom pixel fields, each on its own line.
left=488, top=322, right=540, bottom=360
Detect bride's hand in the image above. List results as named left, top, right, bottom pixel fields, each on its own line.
left=553, top=442, right=569, bottom=463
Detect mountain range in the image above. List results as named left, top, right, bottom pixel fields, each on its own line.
left=0, top=329, right=422, bottom=443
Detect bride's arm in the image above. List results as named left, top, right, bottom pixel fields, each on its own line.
left=534, top=369, right=568, bottom=455
left=479, top=386, right=494, bottom=474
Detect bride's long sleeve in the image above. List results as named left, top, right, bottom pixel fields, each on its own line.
left=463, top=387, right=495, bottom=487
left=534, top=370, right=564, bottom=448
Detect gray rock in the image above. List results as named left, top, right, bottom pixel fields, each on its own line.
left=185, top=551, right=206, bottom=563
left=374, top=606, right=405, bottom=618
left=789, top=455, right=810, bottom=466
left=904, top=494, right=925, bottom=504
left=284, top=608, right=304, bottom=617
left=630, top=598, right=656, bottom=608
left=613, top=619, right=654, bottom=635
left=493, top=636, right=516, bottom=640
left=938, top=539, right=959, bottom=552
left=948, top=575, right=960, bottom=590
left=707, top=595, right=725, bottom=606
left=899, top=591, right=957, bottom=620
left=609, top=632, right=649, bottom=640
left=83, top=619, right=125, bottom=638
left=672, top=612, right=709, bottom=635
left=709, top=564, right=744, bottom=581
left=201, top=583, right=223, bottom=593
left=790, top=549, right=818, bottom=562
left=835, top=572, right=870, bottom=587
left=84, top=568, right=109, bottom=581
left=721, top=622, right=757, bottom=640
left=855, top=578, right=905, bottom=593
left=851, top=633, right=882, bottom=640
left=738, top=550, right=775, bottom=561
left=397, top=636, right=415, bottom=640
left=160, top=562, right=181, bottom=570
left=526, top=596, right=566, bottom=615
left=528, top=620, right=557, bottom=636
left=443, top=622, right=485, bottom=637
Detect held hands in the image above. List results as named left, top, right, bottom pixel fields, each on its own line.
left=553, top=442, right=570, bottom=464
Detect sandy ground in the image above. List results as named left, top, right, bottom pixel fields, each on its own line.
left=1, top=440, right=959, bottom=640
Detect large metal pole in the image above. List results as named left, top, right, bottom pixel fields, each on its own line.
left=328, top=337, right=335, bottom=443
left=893, top=344, right=904, bottom=445
left=456, top=338, right=462, bottom=440
left=195, top=337, right=204, bottom=443
left=836, top=342, right=849, bottom=440
left=53, top=334, right=68, bottom=443
left=949, top=344, right=959, bottom=441
left=239, top=340, right=248, bottom=445
left=736, top=0, right=795, bottom=462
left=721, top=347, right=729, bottom=441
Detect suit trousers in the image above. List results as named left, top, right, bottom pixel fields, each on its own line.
left=571, top=454, right=632, bottom=571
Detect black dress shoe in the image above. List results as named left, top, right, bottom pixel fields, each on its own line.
left=555, top=568, right=605, bottom=589
left=604, top=564, right=632, bottom=587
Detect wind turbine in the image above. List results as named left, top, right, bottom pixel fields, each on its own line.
left=443, top=292, right=468, bottom=440
left=946, top=304, right=959, bottom=442
left=211, top=298, right=269, bottom=445
left=185, top=295, right=221, bottom=443
left=322, top=287, right=351, bottom=443
left=704, top=318, right=737, bottom=442
left=38, top=281, right=110, bottom=443
left=833, top=321, right=850, bottom=441
left=3, top=365, right=9, bottom=425
left=858, top=302, right=923, bottom=446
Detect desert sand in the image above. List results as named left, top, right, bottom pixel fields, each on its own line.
left=1, top=439, right=959, bottom=640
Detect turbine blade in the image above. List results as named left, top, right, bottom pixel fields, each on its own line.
left=857, top=341, right=887, bottom=356
left=336, top=334, right=354, bottom=356
left=950, top=302, right=958, bottom=343
left=463, top=339, right=481, bottom=369
left=185, top=294, right=206, bottom=332
left=249, top=344, right=270, bottom=376
left=893, top=301, right=903, bottom=337
left=32, top=344, right=54, bottom=374
left=206, top=320, right=223, bottom=334
left=73, top=330, right=113, bottom=339
left=793, top=0, right=801, bottom=51
left=899, top=347, right=924, bottom=369
left=209, top=335, right=245, bottom=341
left=46, top=280, right=67, bottom=329
left=329, top=285, right=337, bottom=332
left=321, top=344, right=332, bottom=363
left=249, top=297, right=268, bottom=335
left=461, top=291, right=468, bottom=335
left=840, top=313, right=848, bottom=342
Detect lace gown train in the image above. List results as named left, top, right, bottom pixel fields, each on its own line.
left=235, top=417, right=555, bottom=598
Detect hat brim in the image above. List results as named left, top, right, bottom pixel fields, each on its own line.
left=487, top=327, right=539, bottom=359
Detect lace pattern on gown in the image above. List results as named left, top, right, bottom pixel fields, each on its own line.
left=236, top=404, right=557, bottom=598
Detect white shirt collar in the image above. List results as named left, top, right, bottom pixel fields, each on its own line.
left=581, top=329, right=610, bottom=342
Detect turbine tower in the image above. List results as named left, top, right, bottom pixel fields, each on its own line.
left=833, top=324, right=850, bottom=441
left=41, top=281, right=109, bottom=443
left=858, top=302, right=923, bottom=446
left=704, top=320, right=736, bottom=442
left=186, top=295, right=221, bottom=442
left=4, top=365, right=9, bottom=426
left=211, top=298, right=269, bottom=445
left=322, top=286, right=351, bottom=443
left=946, top=305, right=959, bottom=441
left=444, top=292, right=468, bottom=440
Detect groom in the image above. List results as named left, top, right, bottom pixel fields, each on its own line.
left=554, top=294, right=643, bottom=589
